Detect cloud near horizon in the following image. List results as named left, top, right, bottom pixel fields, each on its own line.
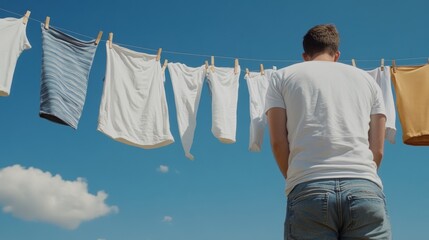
left=0, top=165, right=118, bottom=229
left=157, top=165, right=169, bottom=173
left=162, top=216, right=173, bottom=222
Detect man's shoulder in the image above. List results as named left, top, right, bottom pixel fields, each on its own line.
left=277, top=61, right=361, bottom=73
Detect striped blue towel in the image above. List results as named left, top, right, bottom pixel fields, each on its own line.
left=40, top=24, right=97, bottom=129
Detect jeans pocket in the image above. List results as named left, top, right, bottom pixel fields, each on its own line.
left=287, top=190, right=329, bottom=239
left=346, top=190, right=387, bottom=230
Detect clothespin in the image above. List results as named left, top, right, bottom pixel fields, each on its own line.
left=380, top=58, right=385, bottom=71
left=351, top=59, right=356, bottom=67
left=162, top=59, right=168, bottom=71
left=156, top=48, right=162, bottom=61
left=205, top=61, right=209, bottom=70
left=211, top=56, right=215, bottom=72
left=260, top=64, right=265, bottom=75
left=245, top=68, right=250, bottom=76
left=95, top=31, right=103, bottom=45
left=23, top=10, right=30, bottom=25
left=392, top=60, right=396, bottom=73
left=44, top=16, right=50, bottom=30
left=427, top=58, right=429, bottom=64
left=273, top=66, right=277, bottom=70
left=234, top=59, right=239, bottom=74
left=108, top=32, right=113, bottom=49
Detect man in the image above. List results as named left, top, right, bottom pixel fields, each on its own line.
left=265, top=24, right=391, bottom=240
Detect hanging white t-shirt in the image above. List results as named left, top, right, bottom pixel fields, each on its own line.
left=265, top=61, right=386, bottom=195
left=206, top=66, right=240, bottom=143
left=167, top=63, right=206, bottom=160
left=367, top=66, right=396, bottom=143
left=0, top=17, right=31, bottom=96
left=98, top=42, right=174, bottom=149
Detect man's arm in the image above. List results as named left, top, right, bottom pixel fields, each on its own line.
left=267, top=107, right=289, bottom=179
left=368, top=114, right=387, bottom=168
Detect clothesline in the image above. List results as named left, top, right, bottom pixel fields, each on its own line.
left=3, top=6, right=429, bottom=156
left=2, top=6, right=429, bottom=70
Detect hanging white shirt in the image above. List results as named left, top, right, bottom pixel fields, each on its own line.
left=206, top=66, right=240, bottom=143
left=0, top=17, right=31, bottom=96
left=167, top=63, right=206, bottom=160
left=98, top=42, right=174, bottom=149
left=366, top=66, right=396, bottom=143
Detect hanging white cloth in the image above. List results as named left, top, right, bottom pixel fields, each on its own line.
left=206, top=66, right=241, bottom=143
left=0, top=17, right=31, bottom=96
left=98, top=42, right=174, bottom=149
left=245, top=72, right=269, bottom=151
left=367, top=66, right=396, bottom=144
left=168, top=63, right=206, bottom=160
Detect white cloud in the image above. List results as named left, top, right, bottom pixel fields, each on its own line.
left=0, top=165, right=118, bottom=229
left=157, top=165, right=169, bottom=173
left=162, top=216, right=173, bottom=222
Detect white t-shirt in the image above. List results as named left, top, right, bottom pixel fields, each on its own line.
left=265, top=61, right=386, bottom=195
left=0, top=17, right=31, bottom=96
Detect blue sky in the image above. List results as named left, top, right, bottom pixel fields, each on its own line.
left=1, top=0, right=429, bottom=239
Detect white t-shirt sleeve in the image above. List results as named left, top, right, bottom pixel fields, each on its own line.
left=370, top=81, right=386, bottom=116
left=265, top=71, right=286, bottom=113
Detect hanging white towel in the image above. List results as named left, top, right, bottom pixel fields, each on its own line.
left=245, top=69, right=276, bottom=152
left=245, top=72, right=268, bottom=152
left=206, top=66, right=240, bottom=143
left=0, top=17, right=31, bottom=96
left=367, top=66, right=396, bottom=144
left=98, top=42, right=174, bottom=149
left=167, top=63, right=205, bottom=160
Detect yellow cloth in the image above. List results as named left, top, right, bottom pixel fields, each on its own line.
left=391, top=65, right=429, bottom=145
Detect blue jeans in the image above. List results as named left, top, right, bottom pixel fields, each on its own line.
left=285, top=178, right=391, bottom=240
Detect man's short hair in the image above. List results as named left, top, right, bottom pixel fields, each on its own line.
left=303, top=24, right=339, bottom=57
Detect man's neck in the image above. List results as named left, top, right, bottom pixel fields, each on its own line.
left=311, top=53, right=336, bottom=61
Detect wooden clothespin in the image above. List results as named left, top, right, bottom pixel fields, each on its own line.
left=245, top=68, right=250, bottom=76
left=162, top=59, right=168, bottom=71
left=234, top=59, right=239, bottom=74
left=23, top=10, right=30, bottom=25
left=211, top=56, right=215, bottom=72
left=108, top=32, right=113, bottom=49
left=427, top=58, right=429, bottom=64
left=392, top=60, right=396, bottom=73
left=380, top=58, right=385, bottom=71
left=156, top=48, right=162, bottom=61
left=44, top=16, right=50, bottom=30
left=351, top=59, right=356, bottom=67
left=95, top=31, right=103, bottom=45
left=260, top=64, right=265, bottom=75
left=205, top=61, right=209, bottom=70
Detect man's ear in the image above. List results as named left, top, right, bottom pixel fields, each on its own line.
left=302, top=53, right=311, bottom=61
left=334, top=51, right=341, bottom=62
